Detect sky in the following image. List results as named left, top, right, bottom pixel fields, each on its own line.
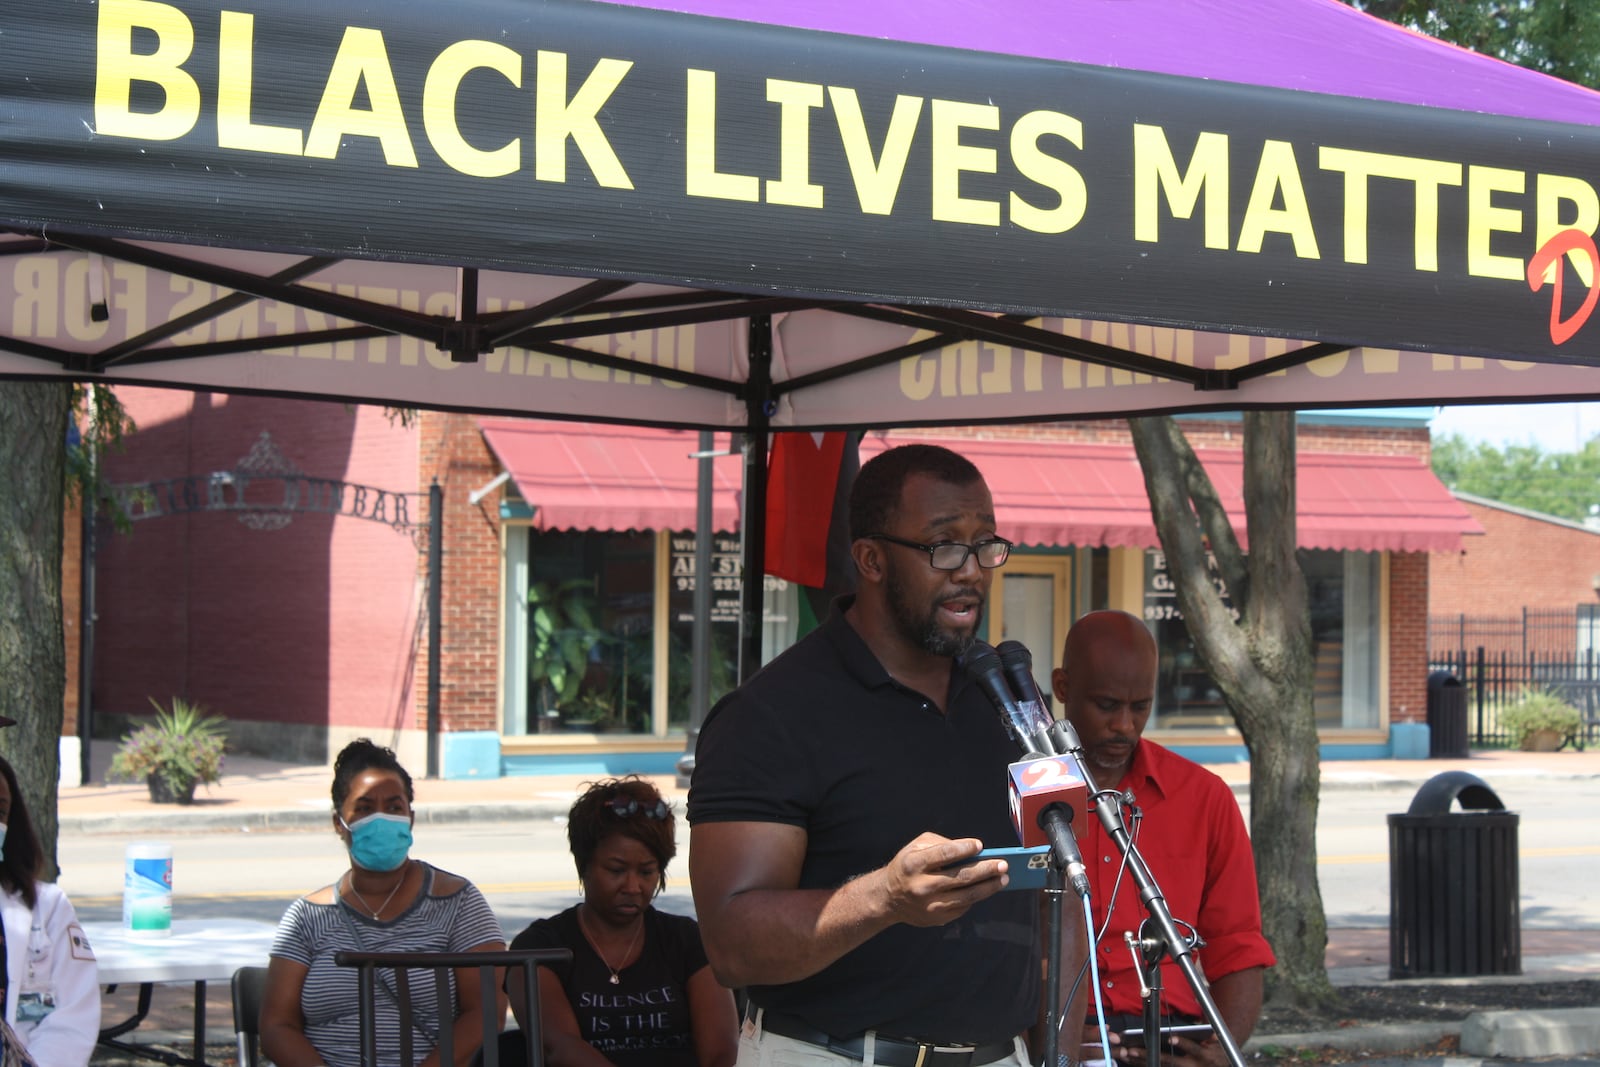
left=1429, top=402, right=1600, bottom=453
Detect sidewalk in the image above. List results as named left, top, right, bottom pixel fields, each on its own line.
left=59, top=743, right=1600, bottom=835
left=63, top=744, right=1600, bottom=1060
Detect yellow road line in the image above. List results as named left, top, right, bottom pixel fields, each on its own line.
left=71, top=880, right=578, bottom=906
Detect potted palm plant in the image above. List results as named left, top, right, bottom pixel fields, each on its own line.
left=108, top=697, right=228, bottom=804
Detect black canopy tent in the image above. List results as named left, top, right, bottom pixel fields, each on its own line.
left=5, top=0, right=1600, bottom=670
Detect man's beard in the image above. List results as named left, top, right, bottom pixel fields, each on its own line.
left=885, top=563, right=983, bottom=657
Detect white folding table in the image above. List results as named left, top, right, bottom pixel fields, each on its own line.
left=85, top=918, right=278, bottom=1067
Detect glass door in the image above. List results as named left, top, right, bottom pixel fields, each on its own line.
left=991, top=555, right=1072, bottom=714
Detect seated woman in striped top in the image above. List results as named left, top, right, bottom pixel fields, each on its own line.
left=261, top=739, right=507, bottom=1067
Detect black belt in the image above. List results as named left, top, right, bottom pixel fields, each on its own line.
left=755, top=1008, right=1015, bottom=1067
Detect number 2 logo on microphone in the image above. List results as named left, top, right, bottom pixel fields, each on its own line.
left=1019, top=758, right=1075, bottom=791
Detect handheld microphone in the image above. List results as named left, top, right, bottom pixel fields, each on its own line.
left=964, top=642, right=1052, bottom=759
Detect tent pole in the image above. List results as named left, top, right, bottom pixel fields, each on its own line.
left=675, top=431, right=717, bottom=788
left=427, top=480, right=442, bottom=778
left=738, top=316, right=772, bottom=684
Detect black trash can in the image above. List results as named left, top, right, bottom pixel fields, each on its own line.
left=1426, top=670, right=1469, bottom=758
left=1388, top=771, right=1520, bottom=978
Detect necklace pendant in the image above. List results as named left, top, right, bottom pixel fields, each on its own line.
left=608, top=973, right=621, bottom=985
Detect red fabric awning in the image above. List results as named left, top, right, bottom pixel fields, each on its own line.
left=481, top=420, right=1481, bottom=552
left=867, top=436, right=1482, bottom=553
left=479, top=419, right=744, bottom=532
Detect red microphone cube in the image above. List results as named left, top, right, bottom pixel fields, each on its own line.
left=1007, top=755, right=1089, bottom=848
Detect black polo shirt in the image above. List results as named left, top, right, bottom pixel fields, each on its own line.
left=687, top=603, right=1038, bottom=1045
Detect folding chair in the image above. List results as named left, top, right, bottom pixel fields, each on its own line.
left=334, top=948, right=572, bottom=1067
left=231, top=965, right=269, bottom=1067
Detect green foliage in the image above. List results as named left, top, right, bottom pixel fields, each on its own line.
left=1499, top=688, right=1582, bottom=745
left=107, top=697, right=228, bottom=794
left=1431, top=433, right=1600, bottom=522
left=65, top=384, right=141, bottom=531
left=528, top=578, right=608, bottom=709
left=1347, top=0, right=1600, bottom=89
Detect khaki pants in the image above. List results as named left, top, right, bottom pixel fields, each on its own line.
left=737, top=1008, right=1032, bottom=1067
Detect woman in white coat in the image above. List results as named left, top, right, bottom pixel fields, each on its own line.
left=0, top=750, right=99, bottom=1067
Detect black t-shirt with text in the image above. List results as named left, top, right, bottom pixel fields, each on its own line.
left=511, top=905, right=707, bottom=1067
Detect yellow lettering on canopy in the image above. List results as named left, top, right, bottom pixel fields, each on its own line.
left=535, top=52, right=634, bottom=188
left=1009, top=110, right=1086, bottom=235
left=1359, top=348, right=1400, bottom=374
left=1237, top=140, right=1319, bottom=258
left=111, top=262, right=149, bottom=338
left=829, top=88, right=922, bottom=216
left=63, top=259, right=110, bottom=342
left=766, top=79, right=825, bottom=208
left=898, top=334, right=939, bottom=400
left=1536, top=174, right=1600, bottom=287
left=95, top=0, right=200, bottom=141
left=305, top=28, right=418, bottom=167
left=13, top=259, right=59, bottom=339
left=1319, top=147, right=1462, bottom=270
left=1133, top=125, right=1229, bottom=249
left=425, top=41, right=521, bottom=178
left=217, top=11, right=302, bottom=155
left=930, top=100, right=999, bottom=226
left=1465, top=165, right=1525, bottom=281
left=685, top=69, right=758, bottom=201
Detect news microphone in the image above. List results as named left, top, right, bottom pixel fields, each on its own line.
left=995, top=640, right=1053, bottom=722
left=1006, top=754, right=1092, bottom=898
left=964, top=642, right=1052, bottom=759
left=993, top=641, right=1092, bottom=899
left=995, top=640, right=1101, bottom=792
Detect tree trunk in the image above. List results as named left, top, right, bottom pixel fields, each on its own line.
left=1128, top=411, right=1335, bottom=1012
left=0, top=381, right=70, bottom=879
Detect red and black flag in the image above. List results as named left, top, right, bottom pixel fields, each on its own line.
left=765, top=431, right=861, bottom=632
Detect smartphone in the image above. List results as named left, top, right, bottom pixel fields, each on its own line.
left=1118, top=1024, right=1214, bottom=1049
left=942, top=845, right=1052, bottom=891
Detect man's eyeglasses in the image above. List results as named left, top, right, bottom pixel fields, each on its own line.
left=604, top=795, right=671, bottom=821
left=868, top=533, right=1012, bottom=571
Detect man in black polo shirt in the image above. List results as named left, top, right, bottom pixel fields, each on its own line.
left=689, top=443, right=1081, bottom=1067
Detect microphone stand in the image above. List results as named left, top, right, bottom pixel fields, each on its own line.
left=1042, top=862, right=1067, bottom=1067
left=1056, top=724, right=1247, bottom=1067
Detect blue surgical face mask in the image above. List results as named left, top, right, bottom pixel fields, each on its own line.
left=340, top=812, right=413, bottom=872
left=0, top=822, right=7, bottom=862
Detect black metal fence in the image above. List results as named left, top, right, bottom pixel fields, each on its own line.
left=1429, top=607, right=1600, bottom=747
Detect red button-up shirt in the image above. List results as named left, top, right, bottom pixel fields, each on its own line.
left=1081, top=740, right=1276, bottom=1018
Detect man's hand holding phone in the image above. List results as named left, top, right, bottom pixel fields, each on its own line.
left=1081, top=1023, right=1218, bottom=1067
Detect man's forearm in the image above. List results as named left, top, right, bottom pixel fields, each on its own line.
left=1207, top=967, right=1265, bottom=1044
left=703, top=873, right=894, bottom=989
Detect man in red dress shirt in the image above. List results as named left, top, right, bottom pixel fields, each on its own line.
left=1053, top=611, right=1275, bottom=1067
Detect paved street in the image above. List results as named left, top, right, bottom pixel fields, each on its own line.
left=59, top=776, right=1600, bottom=935
left=57, top=749, right=1600, bottom=1065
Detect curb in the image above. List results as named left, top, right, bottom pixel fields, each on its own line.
left=60, top=769, right=1600, bottom=835
left=1246, top=1021, right=1458, bottom=1056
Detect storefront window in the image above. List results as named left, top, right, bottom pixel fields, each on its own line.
left=526, top=530, right=655, bottom=735
left=667, top=532, right=742, bottom=728
left=1143, top=548, right=1380, bottom=729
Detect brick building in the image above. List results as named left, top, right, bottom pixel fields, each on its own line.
left=1431, top=493, right=1600, bottom=620
left=77, top=392, right=1474, bottom=775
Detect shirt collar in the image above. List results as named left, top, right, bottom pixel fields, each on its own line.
left=820, top=595, right=974, bottom=707
left=1117, top=739, right=1171, bottom=801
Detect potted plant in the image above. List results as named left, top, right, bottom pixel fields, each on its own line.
left=1499, top=688, right=1581, bottom=752
left=108, top=697, right=228, bottom=804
